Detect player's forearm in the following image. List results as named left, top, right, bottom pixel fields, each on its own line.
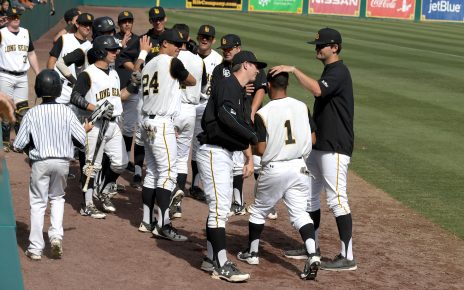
left=28, top=51, right=40, bottom=75
left=182, top=73, right=197, bottom=87
left=251, top=88, right=265, bottom=120
left=292, top=67, right=321, bottom=97
left=46, top=56, right=57, bottom=70
left=123, top=61, right=135, bottom=71
left=70, top=91, right=91, bottom=111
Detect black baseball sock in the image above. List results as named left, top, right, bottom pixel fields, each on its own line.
left=336, top=213, right=353, bottom=258
left=134, top=144, right=145, bottom=167
left=248, top=222, right=264, bottom=252
left=99, top=166, right=119, bottom=194
left=177, top=173, right=187, bottom=192
left=123, top=135, right=133, bottom=153
left=233, top=174, right=244, bottom=205
left=142, top=186, right=156, bottom=223
left=155, top=187, right=171, bottom=227
left=78, top=150, right=86, bottom=184
left=254, top=172, right=259, bottom=180
left=208, top=227, right=226, bottom=267
left=299, top=223, right=315, bottom=242
left=191, top=160, right=198, bottom=186
left=309, top=209, right=321, bottom=231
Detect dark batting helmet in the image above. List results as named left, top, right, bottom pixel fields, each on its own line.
left=35, top=69, right=62, bottom=98
left=92, top=35, right=120, bottom=60
left=92, top=16, right=116, bottom=38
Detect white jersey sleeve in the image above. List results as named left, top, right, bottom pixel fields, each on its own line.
left=0, top=27, right=31, bottom=72
left=141, top=54, right=182, bottom=117
left=199, top=49, right=222, bottom=101
left=177, top=50, right=203, bottom=105
left=84, top=64, right=123, bottom=116
left=257, top=97, right=312, bottom=165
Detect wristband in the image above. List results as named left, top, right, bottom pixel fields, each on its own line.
left=137, top=50, right=148, bottom=61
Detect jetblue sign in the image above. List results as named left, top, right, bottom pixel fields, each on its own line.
left=422, top=0, right=464, bottom=21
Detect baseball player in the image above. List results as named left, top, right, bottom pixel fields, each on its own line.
left=170, top=23, right=206, bottom=219
left=210, top=34, right=267, bottom=216
left=189, top=24, right=222, bottom=202
left=47, top=12, right=94, bottom=104
left=138, top=28, right=195, bottom=240
left=70, top=35, right=139, bottom=218
left=0, top=7, right=40, bottom=151
left=272, top=28, right=357, bottom=271
left=114, top=10, right=141, bottom=175
left=52, top=8, right=80, bottom=43
left=196, top=51, right=265, bottom=282
left=118, top=6, right=168, bottom=191
left=13, top=69, right=89, bottom=260
left=236, top=71, right=320, bottom=280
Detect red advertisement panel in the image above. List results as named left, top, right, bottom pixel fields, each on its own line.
left=309, top=0, right=360, bottom=16
left=366, top=0, right=415, bottom=19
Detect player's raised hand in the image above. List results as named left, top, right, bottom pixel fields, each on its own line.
left=139, top=35, right=153, bottom=53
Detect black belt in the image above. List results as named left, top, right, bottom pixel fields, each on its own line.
left=61, top=78, right=73, bottom=88
left=148, top=115, right=156, bottom=119
left=0, top=68, right=27, bottom=76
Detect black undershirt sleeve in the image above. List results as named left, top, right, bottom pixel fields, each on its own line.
left=63, top=48, right=86, bottom=67
left=28, top=32, right=34, bottom=52
left=49, top=36, right=63, bottom=57
left=254, top=114, right=267, bottom=142
left=170, top=57, right=189, bottom=82
left=70, top=72, right=91, bottom=110
left=201, top=61, right=207, bottom=86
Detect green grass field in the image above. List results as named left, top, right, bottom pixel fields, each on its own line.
left=167, top=10, right=464, bottom=238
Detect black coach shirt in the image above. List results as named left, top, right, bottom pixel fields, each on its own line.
left=118, top=28, right=161, bottom=69
left=314, top=60, right=354, bottom=157
left=114, top=31, right=139, bottom=88
left=199, top=74, right=257, bottom=151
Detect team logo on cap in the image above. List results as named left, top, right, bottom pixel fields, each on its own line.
left=222, top=38, right=226, bottom=45
left=87, top=14, right=92, bottom=21
left=315, top=33, right=320, bottom=40
left=178, top=31, right=184, bottom=39
left=154, top=8, right=159, bottom=14
left=204, top=26, right=210, bottom=32
left=108, top=19, right=114, bottom=25
left=12, top=8, right=17, bottom=13
left=124, top=11, right=129, bottom=16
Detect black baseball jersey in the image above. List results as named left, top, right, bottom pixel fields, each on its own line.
left=313, top=60, right=354, bottom=156
left=114, top=31, right=139, bottom=88
left=118, top=28, right=161, bottom=69
left=198, top=74, right=257, bottom=151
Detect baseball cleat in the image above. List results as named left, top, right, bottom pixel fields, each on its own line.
left=50, top=239, right=63, bottom=259
left=320, top=254, right=357, bottom=271
left=267, top=207, right=278, bottom=220
left=300, top=255, right=321, bottom=280
left=169, top=187, right=184, bottom=209
left=152, top=224, right=188, bottom=242
left=188, top=186, right=206, bottom=201
left=237, top=250, right=259, bottom=265
left=228, top=202, right=246, bottom=217
left=211, top=260, right=250, bottom=282
left=284, top=246, right=321, bottom=260
left=169, top=201, right=182, bottom=219
left=79, top=203, right=106, bottom=219
left=25, top=250, right=41, bottom=261
left=138, top=221, right=155, bottom=233
left=101, top=197, right=116, bottom=213
left=200, top=257, right=215, bottom=273
left=130, top=174, right=143, bottom=190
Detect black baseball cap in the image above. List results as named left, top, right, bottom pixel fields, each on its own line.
left=77, top=13, right=94, bottom=26
left=307, top=28, right=342, bottom=45
left=149, top=6, right=166, bottom=21
left=218, top=34, right=241, bottom=49
left=64, top=8, right=80, bottom=22
left=198, top=25, right=215, bottom=37
left=118, top=11, right=134, bottom=22
left=232, top=51, right=267, bottom=69
left=159, top=28, right=188, bottom=44
left=6, top=7, right=22, bottom=17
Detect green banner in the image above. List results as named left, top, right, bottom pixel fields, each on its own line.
left=249, top=0, right=303, bottom=13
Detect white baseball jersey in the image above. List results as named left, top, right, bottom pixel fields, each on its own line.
left=177, top=50, right=203, bottom=105
left=0, top=27, right=31, bottom=72
left=199, top=49, right=222, bottom=101
left=141, top=54, right=181, bottom=117
left=84, top=64, right=123, bottom=116
left=55, top=33, right=91, bottom=79
left=256, top=97, right=312, bottom=165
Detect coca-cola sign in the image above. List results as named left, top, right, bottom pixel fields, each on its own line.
left=309, top=0, right=360, bottom=16
left=366, top=0, right=415, bottom=19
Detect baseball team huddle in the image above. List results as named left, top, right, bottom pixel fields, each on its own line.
left=2, top=5, right=357, bottom=283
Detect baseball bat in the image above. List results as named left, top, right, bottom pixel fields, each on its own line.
left=82, top=118, right=109, bottom=192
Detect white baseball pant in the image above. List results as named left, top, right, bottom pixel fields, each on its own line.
left=173, top=103, right=196, bottom=174
left=191, top=101, right=207, bottom=162
left=27, top=159, right=69, bottom=255
left=248, top=158, right=313, bottom=230
left=306, top=150, right=351, bottom=217
left=121, top=92, right=142, bottom=137
left=141, top=115, right=177, bottom=191
left=0, top=72, right=28, bottom=104
left=85, top=119, right=128, bottom=175
left=196, top=144, right=233, bottom=228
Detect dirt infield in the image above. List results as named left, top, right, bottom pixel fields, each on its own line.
left=5, top=6, right=464, bottom=290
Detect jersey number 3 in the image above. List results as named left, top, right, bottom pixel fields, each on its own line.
left=142, top=72, right=159, bottom=96
left=284, top=120, right=296, bottom=145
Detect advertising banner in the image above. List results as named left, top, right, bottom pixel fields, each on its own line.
left=249, top=0, right=303, bottom=13
left=186, top=0, right=242, bottom=10
left=366, top=0, right=415, bottom=19
left=421, top=0, right=464, bottom=21
left=309, top=0, right=360, bottom=17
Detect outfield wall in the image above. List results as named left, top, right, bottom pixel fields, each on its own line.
left=80, top=0, right=464, bottom=23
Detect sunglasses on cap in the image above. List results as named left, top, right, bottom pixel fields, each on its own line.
left=151, top=17, right=165, bottom=23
